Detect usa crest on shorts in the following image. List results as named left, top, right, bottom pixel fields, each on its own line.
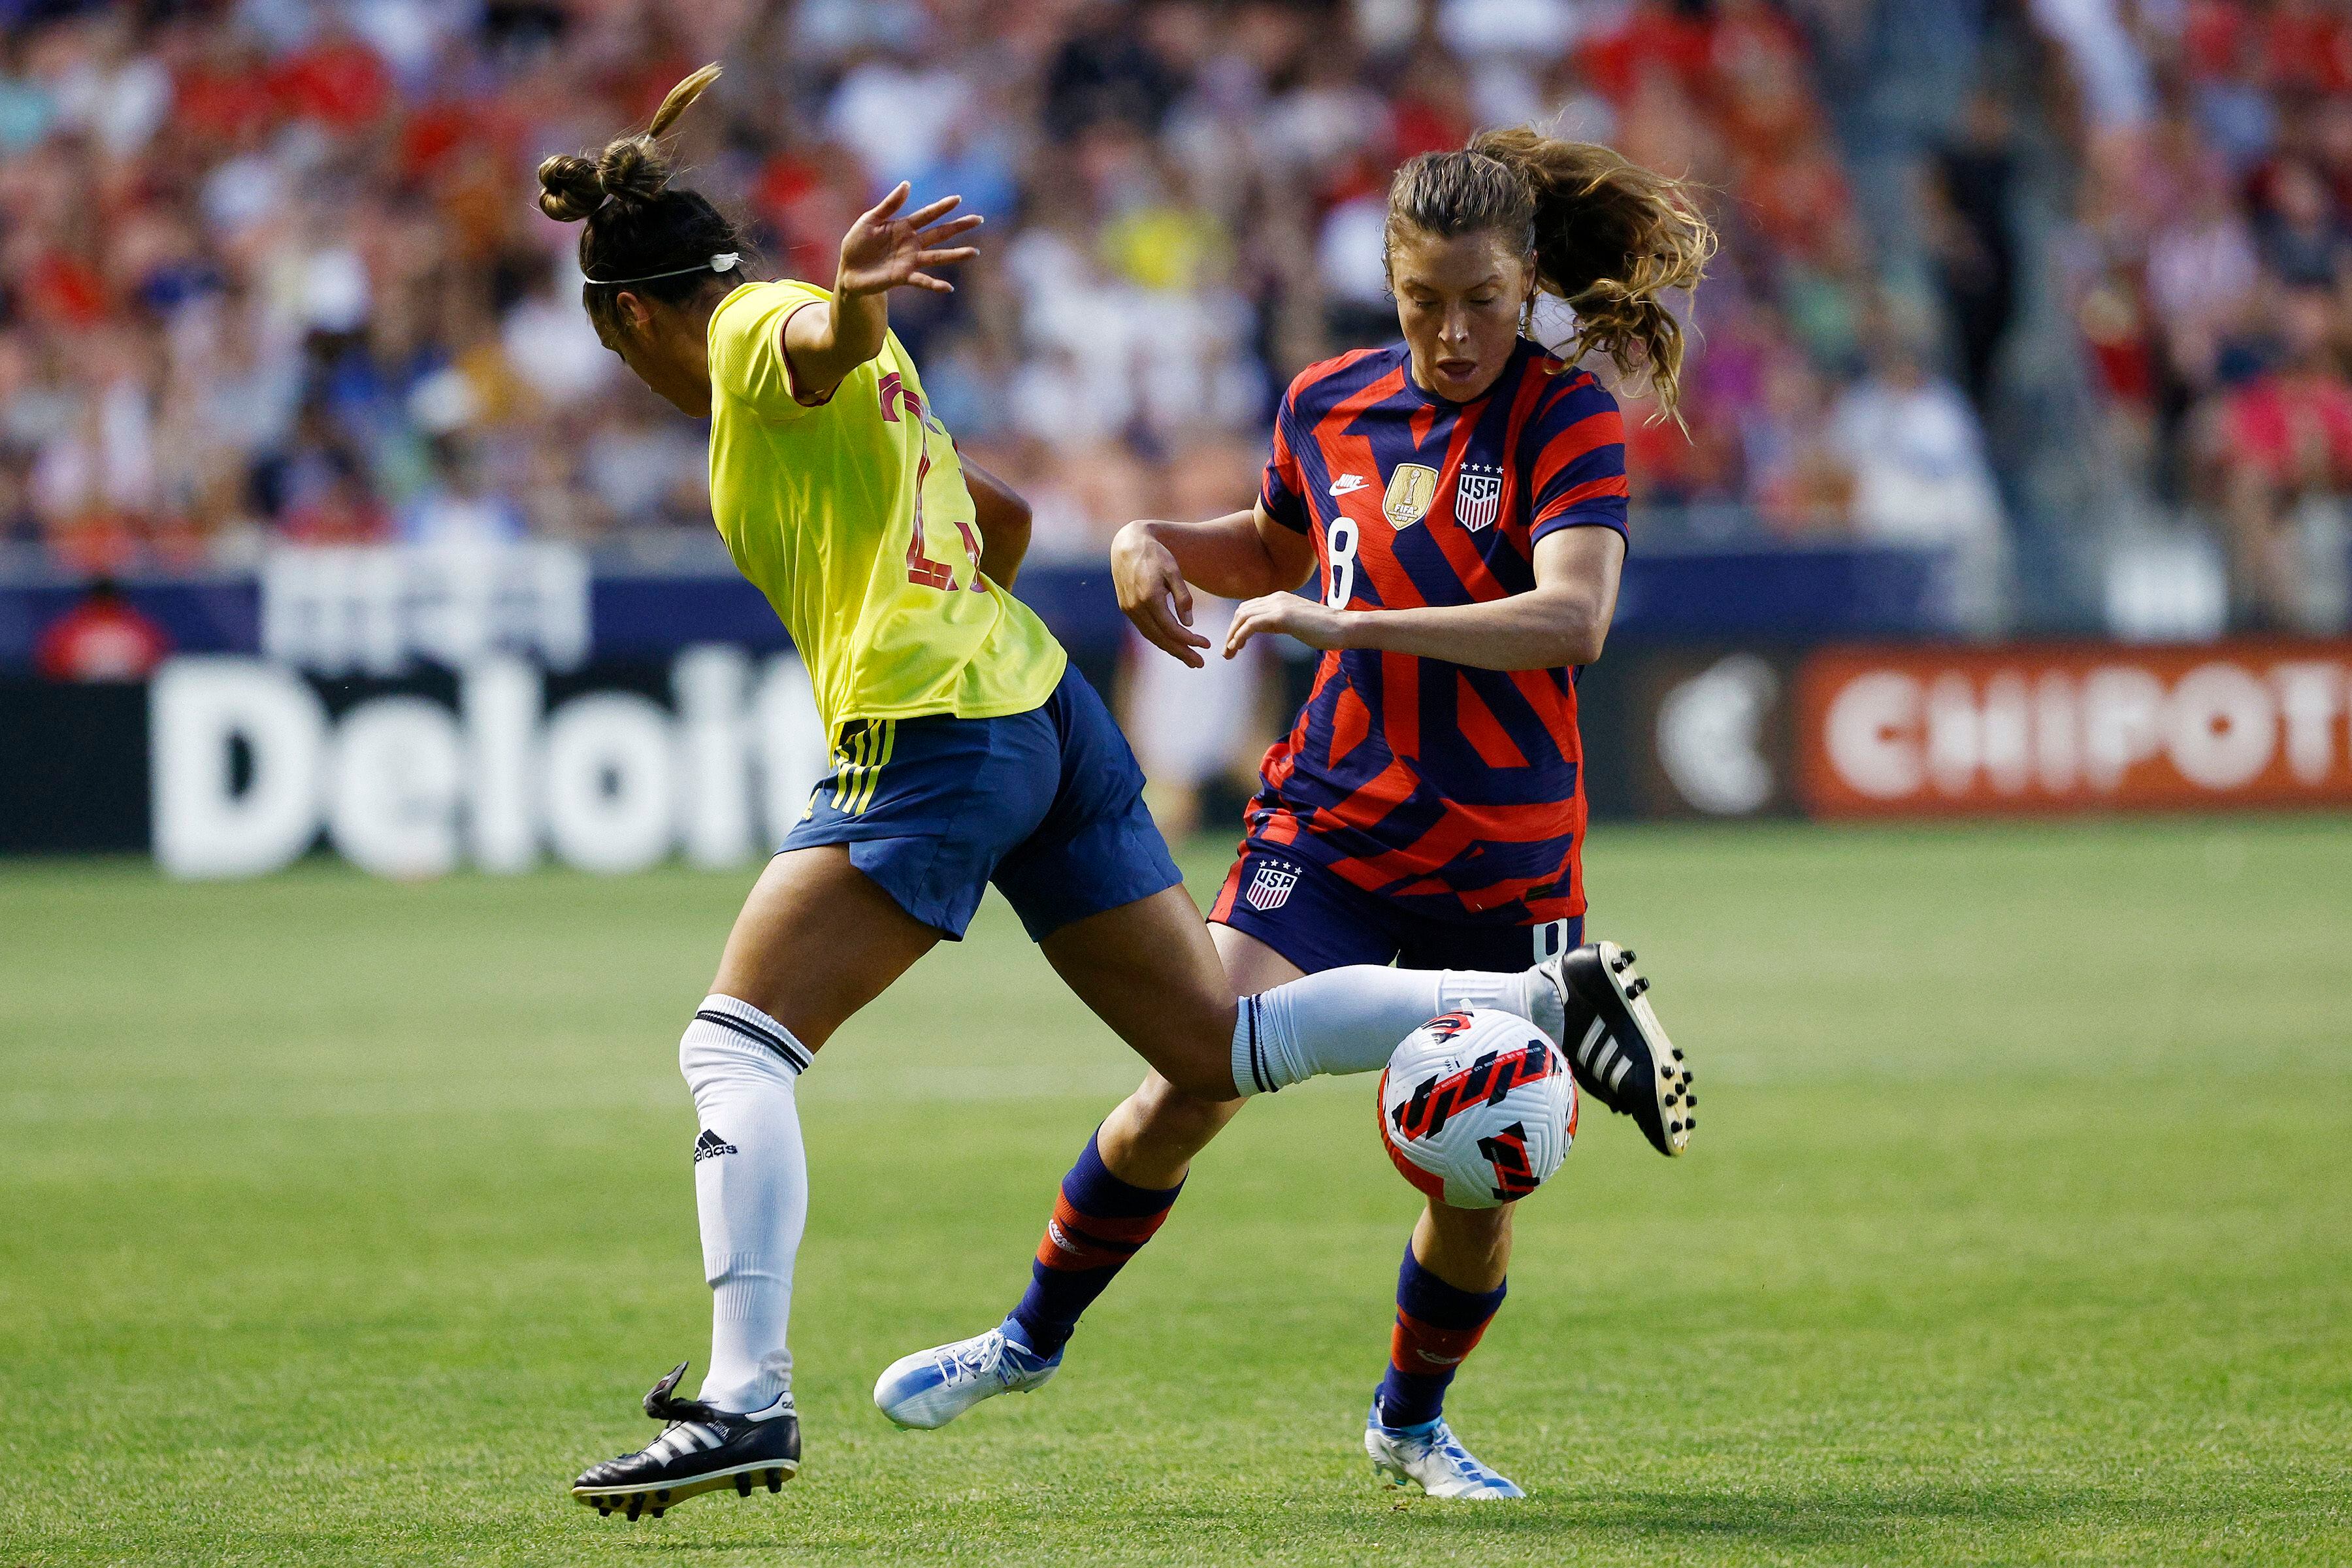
left=1454, top=463, right=1504, bottom=531
left=1245, top=860, right=1301, bottom=911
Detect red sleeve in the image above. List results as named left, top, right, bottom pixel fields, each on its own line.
left=1259, top=380, right=1311, bottom=534
left=1526, top=380, right=1630, bottom=545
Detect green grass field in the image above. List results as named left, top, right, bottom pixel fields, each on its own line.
left=3, top=820, right=2349, bottom=1566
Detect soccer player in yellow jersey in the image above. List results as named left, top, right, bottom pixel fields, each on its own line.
left=544, top=67, right=1672, bottom=1518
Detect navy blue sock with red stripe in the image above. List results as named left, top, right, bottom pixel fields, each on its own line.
left=1375, top=1243, right=1507, bottom=1428
left=1007, top=1131, right=1183, bottom=1358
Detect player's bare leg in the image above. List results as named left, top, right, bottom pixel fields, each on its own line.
left=874, top=896, right=1614, bottom=1429
left=1048, top=888, right=1254, bottom=1184
left=710, top=846, right=941, bottom=1043
left=574, top=847, right=938, bottom=1518
left=872, top=886, right=1241, bottom=1426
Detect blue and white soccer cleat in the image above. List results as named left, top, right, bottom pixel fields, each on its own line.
left=872, top=1320, right=1062, bottom=1429
left=1364, top=1403, right=1525, bottom=1499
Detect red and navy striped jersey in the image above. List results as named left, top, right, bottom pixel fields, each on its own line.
left=1249, top=338, right=1628, bottom=924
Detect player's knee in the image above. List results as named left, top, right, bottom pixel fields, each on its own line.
left=1149, top=1053, right=1235, bottom=1102
left=1132, top=1070, right=1243, bottom=1138
left=1136, top=988, right=1239, bottom=1100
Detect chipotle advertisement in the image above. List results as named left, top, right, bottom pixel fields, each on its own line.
left=1793, top=642, right=2352, bottom=816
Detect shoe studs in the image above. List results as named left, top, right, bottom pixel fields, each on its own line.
left=736, top=1474, right=753, bottom=1497
left=766, top=1469, right=785, bottom=1492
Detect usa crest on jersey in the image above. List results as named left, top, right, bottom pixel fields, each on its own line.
left=1245, top=860, right=1301, bottom=911
left=1454, top=462, right=1505, bottom=531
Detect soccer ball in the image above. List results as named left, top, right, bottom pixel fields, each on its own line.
left=1379, top=1009, right=1576, bottom=1209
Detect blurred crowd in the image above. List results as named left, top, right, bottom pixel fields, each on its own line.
left=2052, top=0, right=2352, bottom=629
left=0, top=0, right=2036, bottom=581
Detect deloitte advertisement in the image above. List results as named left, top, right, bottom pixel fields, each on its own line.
left=5, top=650, right=830, bottom=877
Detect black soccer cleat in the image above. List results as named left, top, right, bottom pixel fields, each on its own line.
left=1539, top=942, right=1695, bottom=1157
left=570, top=1360, right=800, bottom=1519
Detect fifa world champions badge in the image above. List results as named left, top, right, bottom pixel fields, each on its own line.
left=1245, top=860, right=1300, bottom=911
left=1382, top=464, right=1439, bottom=529
left=1454, top=463, right=1505, bottom=531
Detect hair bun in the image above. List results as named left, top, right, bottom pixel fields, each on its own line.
left=532, top=64, right=722, bottom=226
left=596, top=135, right=671, bottom=206
left=536, top=154, right=604, bottom=223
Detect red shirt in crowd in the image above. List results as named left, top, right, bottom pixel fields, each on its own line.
left=34, top=595, right=172, bottom=682
left=2221, top=371, right=2352, bottom=487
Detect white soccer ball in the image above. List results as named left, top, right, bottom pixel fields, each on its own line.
left=1379, top=1009, right=1576, bottom=1209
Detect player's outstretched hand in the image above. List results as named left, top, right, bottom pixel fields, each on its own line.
left=1225, top=593, right=1350, bottom=658
left=1111, top=521, right=1213, bottom=668
left=837, top=182, right=983, bottom=298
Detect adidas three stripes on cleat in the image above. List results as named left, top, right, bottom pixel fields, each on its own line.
left=1535, top=941, right=1697, bottom=1156
left=570, top=1361, right=799, bottom=1520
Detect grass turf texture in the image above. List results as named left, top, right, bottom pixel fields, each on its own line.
left=2, top=820, right=2347, bottom=1567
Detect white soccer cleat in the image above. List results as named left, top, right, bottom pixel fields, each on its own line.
left=873, top=1322, right=1062, bottom=1430
left=1364, top=1403, right=1525, bottom=1499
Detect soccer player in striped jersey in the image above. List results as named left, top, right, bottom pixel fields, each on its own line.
left=542, top=73, right=1618, bottom=1519
left=887, top=133, right=1714, bottom=1498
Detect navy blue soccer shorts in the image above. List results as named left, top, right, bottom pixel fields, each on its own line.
left=780, top=664, right=1183, bottom=942
left=1209, top=845, right=1582, bottom=975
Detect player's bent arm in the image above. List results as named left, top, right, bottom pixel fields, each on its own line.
left=1225, top=524, right=1624, bottom=670
left=783, top=184, right=983, bottom=401
left=779, top=297, right=879, bottom=404
left=1121, top=506, right=1312, bottom=599
left=962, top=458, right=1032, bottom=587
left=1352, top=525, right=1622, bottom=668
left=1112, top=504, right=1313, bottom=668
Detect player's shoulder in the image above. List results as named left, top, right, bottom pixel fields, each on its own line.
left=709, top=278, right=829, bottom=349
left=1283, top=344, right=1406, bottom=414
left=1524, top=352, right=1621, bottom=423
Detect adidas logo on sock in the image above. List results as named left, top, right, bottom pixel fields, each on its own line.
left=693, top=1128, right=739, bottom=1162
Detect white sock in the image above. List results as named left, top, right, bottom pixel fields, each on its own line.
left=678, top=994, right=810, bottom=1415
left=1230, top=964, right=1562, bottom=1097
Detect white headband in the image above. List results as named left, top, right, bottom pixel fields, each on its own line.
left=584, top=253, right=740, bottom=286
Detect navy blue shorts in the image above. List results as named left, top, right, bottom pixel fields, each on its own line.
left=1209, top=847, right=1582, bottom=973
left=780, top=666, right=1183, bottom=942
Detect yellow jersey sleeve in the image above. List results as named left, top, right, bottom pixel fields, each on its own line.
left=707, top=278, right=834, bottom=418
left=703, top=280, right=1067, bottom=738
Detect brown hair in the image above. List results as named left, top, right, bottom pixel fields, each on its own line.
left=1385, top=129, right=1715, bottom=421
left=535, top=64, right=748, bottom=327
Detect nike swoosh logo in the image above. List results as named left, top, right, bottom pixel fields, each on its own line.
left=1328, top=474, right=1368, bottom=496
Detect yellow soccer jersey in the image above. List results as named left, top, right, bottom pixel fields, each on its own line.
left=704, top=279, right=1066, bottom=737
